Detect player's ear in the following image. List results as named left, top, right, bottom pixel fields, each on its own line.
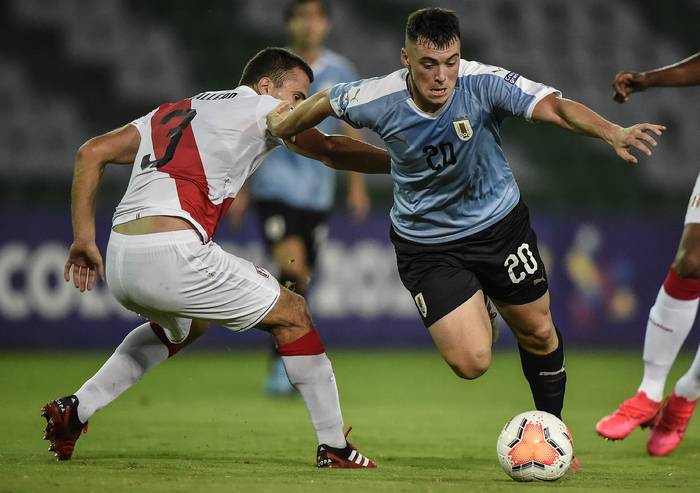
left=256, top=77, right=273, bottom=95
left=400, top=48, right=410, bottom=69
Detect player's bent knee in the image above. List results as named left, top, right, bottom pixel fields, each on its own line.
left=674, top=251, right=700, bottom=280
left=289, top=292, right=313, bottom=330
left=446, top=351, right=491, bottom=380
left=517, top=321, right=556, bottom=352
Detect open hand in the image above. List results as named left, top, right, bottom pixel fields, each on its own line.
left=64, top=240, right=105, bottom=292
left=610, top=123, right=666, bottom=164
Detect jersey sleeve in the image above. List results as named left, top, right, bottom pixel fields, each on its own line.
left=328, top=79, right=372, bottom=129
left=478, top=68, right=560, bottom=121
left=128, top=108, right=157, bottom=134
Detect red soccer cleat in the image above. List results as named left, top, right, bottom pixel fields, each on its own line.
left=41, top=395, right=88, bottom=461
left=595, top=391, right=662, bottom=440
left=316, top=427, right=377, bottom=468
left=647, top=392, right=698, bottom=456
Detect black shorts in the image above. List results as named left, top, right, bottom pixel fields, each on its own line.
left=391, top=201, right=548, bottom=327
left=254, top=199, right=328, bottom=269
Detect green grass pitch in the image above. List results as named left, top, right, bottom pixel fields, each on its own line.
left=2, top=349, right=699, bottom=492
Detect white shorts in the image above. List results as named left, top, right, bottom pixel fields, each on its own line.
left=685, top=173, right=700, bottom=225
left=106, top=229, right=280, bottom=342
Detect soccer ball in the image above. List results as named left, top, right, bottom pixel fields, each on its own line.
left=496, top=410, right=573, bottom=482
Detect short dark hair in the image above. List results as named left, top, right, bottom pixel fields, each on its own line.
left=239, top=47, right=314, bottom=87
left=284, top=0, right=329, bottom=23
left=405, top=8, right=460, bottom=49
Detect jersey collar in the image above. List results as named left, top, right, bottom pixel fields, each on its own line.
left=235, top=85, right=258, bottom=96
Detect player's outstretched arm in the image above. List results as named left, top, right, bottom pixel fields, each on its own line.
left=267, top=89, right=336, bottom=139
left=613, top=52, right=700, bottom=103
left=65, top=124, right=140, bottom=292
left=288, top=128, right=390, bottom=174
left=531, top=94, right=666, bottom=164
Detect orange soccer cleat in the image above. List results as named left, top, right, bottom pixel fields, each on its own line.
left=647, top=392, right=698, bottom=456
left=595, top=391, right=662, bottom=440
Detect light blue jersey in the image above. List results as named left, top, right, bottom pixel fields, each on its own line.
left=329, top=60, right=559, bottom=244
left=251, top=49, right=358, bottom=211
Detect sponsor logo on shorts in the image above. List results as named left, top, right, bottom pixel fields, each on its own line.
left=533, top=275, right=546, bottom=286
left=414, top=292, right=427, bottom=318
left=504, top=71, right=520, bottom=84
left=255, top=265, right=270, bottom=278
left=690, top=194, right=700, bottom=209
left=453, top=119, right=473, bottom=141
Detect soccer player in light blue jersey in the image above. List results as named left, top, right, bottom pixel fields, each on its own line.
left=235, top=0, right=370, bottom=395
left=267, top=7, right=665, bottom=467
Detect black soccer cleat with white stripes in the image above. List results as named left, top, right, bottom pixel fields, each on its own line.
left=41, top=395, right=88, bottom=461
left=316, top=428, right=377, bottom=468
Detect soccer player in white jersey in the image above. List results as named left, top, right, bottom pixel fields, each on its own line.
left=596, top=53, right=700, bottom=456
left=41, top=47, right=387, bottom=468
left=267, top=8, right=666, bottom=470
left=239, top=0, right=369, bottom=395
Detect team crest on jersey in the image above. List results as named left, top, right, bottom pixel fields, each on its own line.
left=453, top=119, right=473, bottom=141
left=414, top=292, right=428, bottom=318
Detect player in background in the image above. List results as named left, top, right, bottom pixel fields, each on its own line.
left=267, top=8, right=665, bottom=469
left=596, top=53, right=700, bottom=456
left=42, top=47, right=388, bottom=468
left=232, top=0, right=370, bottom=395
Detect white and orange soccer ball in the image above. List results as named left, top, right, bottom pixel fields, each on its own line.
left=496, top=410, right=574, bottom=481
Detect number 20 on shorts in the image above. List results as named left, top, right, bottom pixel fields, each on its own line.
left=504, top=243, right=538, bottom=284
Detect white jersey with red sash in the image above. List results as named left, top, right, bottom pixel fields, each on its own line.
left=113, top=85, right=282, bottom=242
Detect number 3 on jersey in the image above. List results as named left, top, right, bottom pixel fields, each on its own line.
left=141, top=102, right=197, bottom=170
left=504, top=243, right=538, bottom=284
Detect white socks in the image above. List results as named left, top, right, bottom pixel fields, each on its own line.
left=75, top=322, right=169, bottom=423
left=639, top=286, right=698, bottom=401
left=281, top=353, right=346, bottom=448
left=675, top=348, right=700, bottom=400
left=74, top=323, right=348, bottom=448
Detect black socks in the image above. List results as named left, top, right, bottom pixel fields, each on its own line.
left=518, top=328, right=566, bottom=419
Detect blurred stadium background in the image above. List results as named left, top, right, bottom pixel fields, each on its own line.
left=1, top=0, right=700, bottom=352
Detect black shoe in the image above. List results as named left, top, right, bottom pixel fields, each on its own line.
left=41, top=395, right=87, bottom=460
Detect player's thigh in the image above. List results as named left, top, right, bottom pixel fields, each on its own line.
left=106, top=230, right=202, bottom=342
left=182, top=242, right=284, bottom=332
left=496, top=291, right=557, bottom=354
left=115, top=233, right=282, bottom=334
left=474, top=202, right=549, bottom=308
left=391, top=229, right=481, bottom=328
left=428, top=290, right=494, bottom=379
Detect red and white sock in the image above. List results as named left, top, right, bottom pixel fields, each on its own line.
left=639, top=269, right=700, bottom=401
left=278, top=330, right=346, bottom=448
left=74, top=322, right=181, bottom=423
